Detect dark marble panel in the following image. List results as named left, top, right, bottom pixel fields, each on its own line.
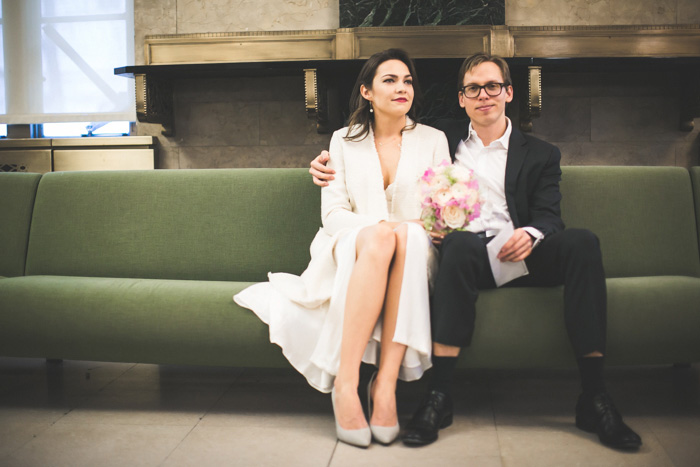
left=340, top=0, right=505, bottom=28
left=420, top=80, right=464, bottom=123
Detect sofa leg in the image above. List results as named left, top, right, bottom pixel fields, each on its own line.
left=672, top=363, right=691, bottom=369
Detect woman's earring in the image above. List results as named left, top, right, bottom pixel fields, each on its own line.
left=369, top=103, right=373, bottom=113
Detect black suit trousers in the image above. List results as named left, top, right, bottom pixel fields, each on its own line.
left=430, top=228, right=607, bottom=357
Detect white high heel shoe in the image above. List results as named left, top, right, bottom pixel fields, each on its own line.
left=367, top=371, right=400, bottom=445
left=331, top=387, right=371, bottom=448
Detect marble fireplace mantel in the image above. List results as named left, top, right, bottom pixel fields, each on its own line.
left=115, top=24, right=700, bottom=135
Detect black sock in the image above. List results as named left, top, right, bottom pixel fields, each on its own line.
left=577, top=356, right=606, bottom=398
left=428, top=356, right=458, bottom=395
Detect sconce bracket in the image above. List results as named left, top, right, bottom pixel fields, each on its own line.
left=135, top=74, right=174, bottom=136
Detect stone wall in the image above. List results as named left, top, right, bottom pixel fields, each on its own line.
left=504, top=0, right=700, bottom=167
left=134, top=0, right=338, bottom=169
left=531, top=71, right=698, bottom=167
left=134, top=0, right=699, bottom=169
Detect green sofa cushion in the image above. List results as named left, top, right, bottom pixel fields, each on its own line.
left=0, top=173, right=41, bottom=277
left=690, top=166, right=700, bottom=254
left=460, top=276, right=700, bottom=368
left=3, top=274, right=698, bottom=368
left=0, top=275, right=287, bottom=367
left=25, top=169, right=321, bottom=282
left=560, top=166, right=700, bottom=278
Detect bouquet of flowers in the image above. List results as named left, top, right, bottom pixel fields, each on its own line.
left=419, top=161, right=481, bottom=234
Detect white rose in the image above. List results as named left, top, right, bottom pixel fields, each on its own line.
left=430, top=177, right=449, bottom=192
left=450, top=183, right=468, bottom=199
left=434, top=188, right=452, bottom=207
left=450, top=166, right=472, bottom=181
left=442, top=205, right=467, bottom=229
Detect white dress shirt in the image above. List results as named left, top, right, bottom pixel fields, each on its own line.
left=454, top=118, right=543, bottom=244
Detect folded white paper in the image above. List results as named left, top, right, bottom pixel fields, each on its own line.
left=486, top=222, right=529, bottom=287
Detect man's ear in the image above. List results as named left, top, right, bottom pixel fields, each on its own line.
left=458, top=91, right=466, bottom=109
left=505, top=85, right=514, bottom=104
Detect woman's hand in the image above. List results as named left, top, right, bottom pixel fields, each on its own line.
left=309, top=150, right=335, bottom=187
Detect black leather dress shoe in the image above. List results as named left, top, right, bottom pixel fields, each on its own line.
left=575, top=391, right=642, bottom=450
left=401, top=390, right=453, bottom=446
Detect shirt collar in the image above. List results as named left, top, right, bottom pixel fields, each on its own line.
left=465, top=117, right=512, bottom=150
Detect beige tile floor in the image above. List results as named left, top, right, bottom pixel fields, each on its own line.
left=0, top=357, right=698, bottom=467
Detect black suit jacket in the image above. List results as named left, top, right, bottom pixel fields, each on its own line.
left=432, top=118, right=565, bottom=237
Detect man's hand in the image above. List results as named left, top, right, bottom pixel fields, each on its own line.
left=309, top=150, right=335, bottom=187
left=429, top=231, right=445, bottom=246
left=497, top=228, right=533, bottom=262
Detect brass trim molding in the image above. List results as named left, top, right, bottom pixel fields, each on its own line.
left=304, top=69, right=318, bottom=116
left=509, top=24, right=699, bottom=31
left=528, top=66, right=542, bottom=118
left=135, top=73, right=174, bottom=136
left=511, top=24, right=700, bottom=58
left=133, top=25, right=700, bottom=135
left=146, top=29, right=338, bottom=64
left=144, top=25, right=700, bottom=65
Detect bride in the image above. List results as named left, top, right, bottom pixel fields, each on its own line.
left=234, top=48, right=449, bottom=447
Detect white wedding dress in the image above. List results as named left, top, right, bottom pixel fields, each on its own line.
left=234, top=122, right=450, bottom=393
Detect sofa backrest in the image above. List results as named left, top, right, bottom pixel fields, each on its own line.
left=0, top=172, right=42, bottom=277
left=560, top=166, right=700, bottom=278
left=25, top=169, right=321, bottom=282
left=691, top=167, right=700, bottom=257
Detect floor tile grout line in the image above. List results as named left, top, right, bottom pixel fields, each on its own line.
left=4, top=415, right=62, bottom=461
left=3, top=361, right=699, bottom=465
left=10, top=361, right=140, bottom=455
left=158, top=422, right=201, bottom=467
left=642, top=418, right=681, bottom=467
left=486, top=372, right=507, bottom=466
left=326, top=440, right=339, bottom=467
left=156, top=365, right=242, bottom=467
left=49, top=362, right=139, bottom=419
left=0, top=360, right=106, bottom=460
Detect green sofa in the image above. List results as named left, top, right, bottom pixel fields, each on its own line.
left=1, top=167, right=699, bottom=369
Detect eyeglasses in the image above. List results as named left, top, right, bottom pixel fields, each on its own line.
left=460, top=82, right=508, bottom=99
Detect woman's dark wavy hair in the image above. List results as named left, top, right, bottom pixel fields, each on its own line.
left=344, top=48, right=422, bottom=141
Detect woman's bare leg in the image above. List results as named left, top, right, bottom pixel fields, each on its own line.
left=371, top=223, right=409, bottom=427
left=334, top=223, right=396, bottom=430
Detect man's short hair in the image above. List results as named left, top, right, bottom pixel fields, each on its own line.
left=457, top=53, right=512, bottom=91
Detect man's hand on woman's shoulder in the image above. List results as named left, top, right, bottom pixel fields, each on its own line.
left=310, top=150, right=335, bottom=187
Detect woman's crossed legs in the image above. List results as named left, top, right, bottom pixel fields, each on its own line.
left=333, top=222, right=411, bottom=431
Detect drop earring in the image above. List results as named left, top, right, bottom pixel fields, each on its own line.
left=369, top=103, right=373, bottom=113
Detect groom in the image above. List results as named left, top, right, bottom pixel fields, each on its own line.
left=309, top=53, right=642, bottom=450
